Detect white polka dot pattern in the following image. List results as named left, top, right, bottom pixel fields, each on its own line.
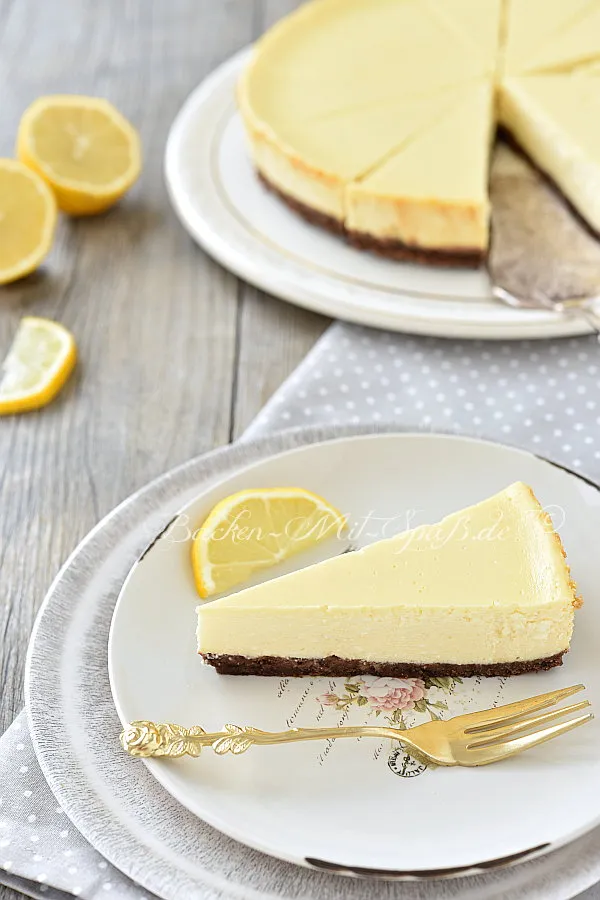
left=3, top=319, right=600, bottom=900
left=247, top=323, right=600, bottom=483
left=0, top=718, right=158, bottom=898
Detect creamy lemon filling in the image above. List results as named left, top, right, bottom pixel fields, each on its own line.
left=198, top=606, right=572, bottom=665
left=517, top=4, right=600, bottom=75
left=197, top=483, right=578, bottom=666
left=503, top=0, right=595, bottom=75
left=244, top=83, right=483, bottom=222
left=500, top=75, right=600, bottom=233
left=425, top=0, right=504, bottom=73
left=346, top=84, right=494, bottom=249
left=239, top=0, right=494, bottom=123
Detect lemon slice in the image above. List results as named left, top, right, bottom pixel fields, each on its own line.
left=0, top=317, right=77, bottom=415
left=0, top=159, right=57, bottom=285
left=192, top=487, right=346, bottom=598
left=17, top=95, right=142, bottom=215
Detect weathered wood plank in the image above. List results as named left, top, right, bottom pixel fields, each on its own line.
left=233, top=285, right=328, bottom=438
left=0, top=0, right=318, bottom=895
left=0, top=1, right=326, bottom=896
left=0, top=0, right=298, bottom=744
left=232, top=0, right=329, bottom=437
left=262, top=0, right=305, bottom=27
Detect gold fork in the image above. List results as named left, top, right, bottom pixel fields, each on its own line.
left=120, top=684, right=592, bottom=767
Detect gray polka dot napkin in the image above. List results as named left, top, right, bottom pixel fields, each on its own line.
left=2, top=319, right=600, bottom=900
left=0, top=717, right=157, bottom=900
left=247, top=323, right=600, bottom=482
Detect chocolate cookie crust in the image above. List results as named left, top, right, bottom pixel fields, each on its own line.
left=258, top=172, right=484, bottom=268
left=201, top=651, right=566, bottom=678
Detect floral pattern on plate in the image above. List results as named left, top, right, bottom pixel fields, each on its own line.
left=318, top=675, right=462, bottom=776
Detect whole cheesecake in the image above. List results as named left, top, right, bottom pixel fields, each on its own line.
left=197, top=483, right=581, bottom=678
left=239, top=0, right=600, bottom=266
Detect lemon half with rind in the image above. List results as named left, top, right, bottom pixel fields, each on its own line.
left=17, top=95, right=142, bottom=215
left=192, top=487, right=347, bottom=598
left=0, top=317, right=77, bottom=415
left=0, top=159, right=57, bottom=285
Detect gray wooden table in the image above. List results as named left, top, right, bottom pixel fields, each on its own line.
left=0, top=4, right=326, bottom=893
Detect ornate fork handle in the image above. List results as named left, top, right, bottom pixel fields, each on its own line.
left=121, top=720, right=416, bottom=759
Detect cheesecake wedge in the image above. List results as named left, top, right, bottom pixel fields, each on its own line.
left=500, top=75, right=600, bottom=234
left=345, top=84, right=494, bottom=262
left=197, top=483, right=580, bottom=678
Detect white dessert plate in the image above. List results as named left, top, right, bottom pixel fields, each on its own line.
left=164, top=49, right=590, bottom=341
left=108, top=431, right=600, bottom=877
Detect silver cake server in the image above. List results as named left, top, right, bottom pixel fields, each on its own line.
left=488, top=142, right=600, bottom=339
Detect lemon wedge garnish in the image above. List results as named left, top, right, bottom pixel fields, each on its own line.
left=192, top=487, right=346, bottom=598
left=17, top=95, right=142, bottom=215
left=0, top=317, right=76, bottom=415
left=0, top=159, right=57, bottom=285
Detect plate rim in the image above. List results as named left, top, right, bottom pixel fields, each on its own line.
left=23, top=425, right=600, bottom=899
left=164, top=48, right=590, bottom=341
left=108, top=429, right=600, bottom=877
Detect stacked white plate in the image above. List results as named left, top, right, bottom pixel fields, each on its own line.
left=165, top=50, right=591, bottom=341
left=26, top=426, right=600, bottom=899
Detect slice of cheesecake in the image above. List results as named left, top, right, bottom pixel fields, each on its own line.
left=241, top=83, right=480, bottom=228
left=500, top=75, right=600, bottom=234
left=345, top=83, right=495, bottom=262
left=197, top=483, right=580, bottom=678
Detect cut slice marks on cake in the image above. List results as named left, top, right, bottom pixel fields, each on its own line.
left=425, top=0, right=504, bottom=74
left=240, top=0, right=491, bottom=125
left=519, top=1, right=600, bottom=74
left=246, top=80, right=488, bottom=224
left=345, top=83, right=495, bottom=256
left=503, top=0, right=596, bottom=75
left=261, top=82, right=484, bottom=183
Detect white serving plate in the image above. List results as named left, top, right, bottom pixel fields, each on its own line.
left=25, top=425, right=600, bottom=899
left=109, top=432, right=600, bottom=876
left=165, top=49, right=591, bottom=341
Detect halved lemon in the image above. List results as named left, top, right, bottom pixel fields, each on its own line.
left=17, top=95, right=142, bottom=215
left=0, top=159, right=57, bottom=285
left=0, top=317, right=77, bottom=415
left=192, top=487, right=346, bottom=598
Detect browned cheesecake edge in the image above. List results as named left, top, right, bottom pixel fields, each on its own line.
left=257, top=171, right=485, bottom=268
